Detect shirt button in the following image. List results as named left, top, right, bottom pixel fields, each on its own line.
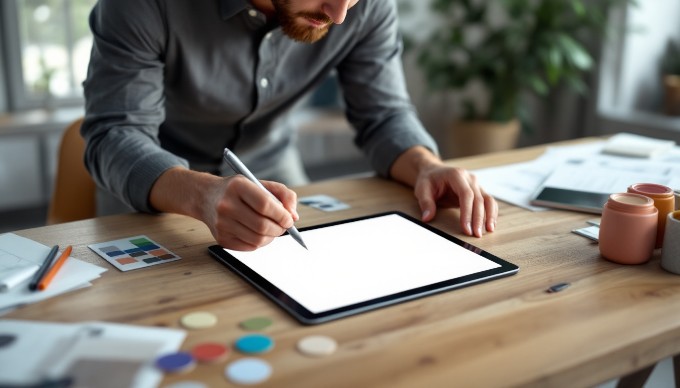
left=248, top=9, right=258, bottom=17
left=264, top=32, right=272, bottom=40
left=260, top=78, right=269, bottom=88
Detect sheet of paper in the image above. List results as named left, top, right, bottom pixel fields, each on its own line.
left=474, top=160, right=551, bottom=211
left=572, top=225, right=600, bottom=241
left=0, top=265, right=39, bottom=292
left=474, top=142, right=606, bottom=210
left=0, top=233, right=107, bottom=312
left=540, top=158, right=680, bottom=194
left=474, top=140, right=680, bottom=210
left=0, top=320, right=185, bottom=387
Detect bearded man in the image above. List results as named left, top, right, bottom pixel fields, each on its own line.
left=83, top=0, right=498, bottom=251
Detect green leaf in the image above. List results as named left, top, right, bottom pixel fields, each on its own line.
left=448, top=28, right=464, bottom=45
left=564, top=75, right=589, bottom=95
left=528, top=76, right=549, bottom=95
left=431, top=0, right=451, bottom=13
left=570, top=0, right=586, bottom=16
left=545, top=47, right=563, bottom=84
left=556, top=33, right=593, bottom=70
left=465, top=5, right=486, bottom=23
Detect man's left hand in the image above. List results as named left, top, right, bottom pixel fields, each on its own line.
left=389, top=146, right=498, bottom=237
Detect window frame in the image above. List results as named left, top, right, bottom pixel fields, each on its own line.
left=0, top=14, right=8, bottom=113
left=0, top=0, right=87, bottom=112
left=587, top=3, right=680, bottom=142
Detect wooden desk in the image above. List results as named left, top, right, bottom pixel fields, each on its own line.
left=9, top=138, right=680, bottom=387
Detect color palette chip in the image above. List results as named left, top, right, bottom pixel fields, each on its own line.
left=192, top=342, right=229, bottom=363
left=225, top=358, right=272, bottom=385
left=297, top=335, right=337, bottom=357
left=88, top=235, right=180, bottom=272
left=155, top=352, right=196, bottom=373
left=239, top=317, right=273, bottom=331
left=180, top=312, right=218, bottom=330
left=235, top=334, right=274, bottom=354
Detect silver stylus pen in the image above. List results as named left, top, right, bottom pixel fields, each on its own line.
left=223, top=148, right=308, bottom=250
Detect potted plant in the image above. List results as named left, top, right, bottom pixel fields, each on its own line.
left=411, top=0, right=632, bottom=156
left=661, top=39, right=680, bottom=116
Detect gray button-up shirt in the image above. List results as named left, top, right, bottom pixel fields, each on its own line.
left=83, top=0, right=438, bottom=213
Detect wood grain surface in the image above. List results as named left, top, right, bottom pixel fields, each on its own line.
left=9, top=138, right=680, bottom=387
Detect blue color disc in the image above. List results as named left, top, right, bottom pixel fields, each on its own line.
left=225, top=358, right=272, bottom=385
left=155, top=351, right=195, bottom=373
left=234, top=334, right=274, bottom=354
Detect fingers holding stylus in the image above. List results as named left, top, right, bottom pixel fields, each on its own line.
left=212, top=176, right=296, bottom=250
left=235, top=178, right=297, bottom=231
left=260, top=180, right=300, bottom=222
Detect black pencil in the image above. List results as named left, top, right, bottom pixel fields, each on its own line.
left=28, top=245, right=59, bottom=291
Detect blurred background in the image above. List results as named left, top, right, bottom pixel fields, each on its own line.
left=0, top=0, right=679, bottom=233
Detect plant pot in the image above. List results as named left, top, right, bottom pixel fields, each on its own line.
left=663, top=75, right=680, bottom=116
left=447, top=119, right=520, bottom=157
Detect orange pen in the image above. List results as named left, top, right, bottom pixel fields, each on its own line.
left=37, top=245, right=73, bottom=291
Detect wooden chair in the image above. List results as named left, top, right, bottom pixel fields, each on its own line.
left=47, top=118, right=96, bottom=225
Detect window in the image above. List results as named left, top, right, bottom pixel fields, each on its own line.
left=1, top=0, right=96, bottom=110
left=592, top=0, right=680, bottom=141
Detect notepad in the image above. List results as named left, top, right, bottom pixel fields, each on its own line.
left=0, top=234, right=107, bottom=313
left=602, top=133, right=675, bottom=158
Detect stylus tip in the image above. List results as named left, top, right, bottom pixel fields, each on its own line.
left=289, top=228, right=308, bottom=250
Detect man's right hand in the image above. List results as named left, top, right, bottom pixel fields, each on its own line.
left=149, top=167, right=299, bottom=251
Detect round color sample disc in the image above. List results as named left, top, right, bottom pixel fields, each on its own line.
left=234, top=334, right=274, bottom=354
left=225, top=358, right=272, bottom=385
left=239, top=317, right=273, bottom=331
left=180, top=311, right=217, bottom=329
left=297, top=335, right=337, bottom=357
left=155, top=352, right=196, bottom=373
left=163, top=381, right=208, bottom=388
left=191, top=342, right=229, bottom=363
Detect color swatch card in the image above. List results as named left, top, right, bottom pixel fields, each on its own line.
left=299, top=194, right=350, bottom=212
left=88, top=236, right=180, bottom=272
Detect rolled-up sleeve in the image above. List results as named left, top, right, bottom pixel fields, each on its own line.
left=82, top=0, right=188, bottom=213
left=337, top=0, right=438, bottom=178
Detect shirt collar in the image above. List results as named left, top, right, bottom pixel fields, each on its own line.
left=220, top=0, right=251, bottom=20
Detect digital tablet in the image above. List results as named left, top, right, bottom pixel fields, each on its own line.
left=208, top=211, right=518, bottom=325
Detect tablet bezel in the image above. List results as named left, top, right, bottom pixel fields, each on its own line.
left=208, top=211, right=518, bottom=325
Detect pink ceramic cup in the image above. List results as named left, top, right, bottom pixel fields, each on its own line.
left=599, top=193, right=658, bottom=265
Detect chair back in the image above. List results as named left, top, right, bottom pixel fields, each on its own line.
left=47, top=118, right=96, bottom=225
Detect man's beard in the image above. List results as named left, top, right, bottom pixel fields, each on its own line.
left=272, top=0, right=333, bottom=43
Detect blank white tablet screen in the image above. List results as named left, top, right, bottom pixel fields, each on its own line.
left=224, top=214, right=500, bottom=313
